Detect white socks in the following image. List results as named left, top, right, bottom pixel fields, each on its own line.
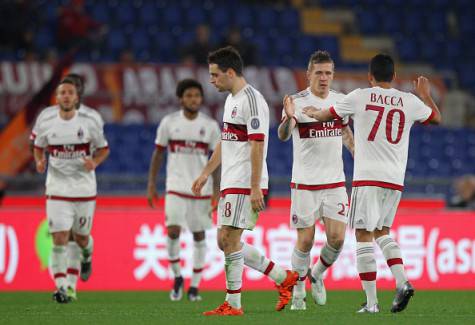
left=191, top=240, right=206, bottom=288
left=167, top=237, right=181, bottom=277
left=224, top=250, right=244, bottom=309
left=356, top=242, right=378, bottom=307
left=242, top=242, right=286, bottom=284
left=291, top=248, right=310, bottom=297
left=81, top=235, right=93, bottom=263
left=312, top=243, right=342, bottom=279
left=376, top=235, right=408, bottom=288
left=52, top=245, right=67, bottom=290
left=66, top=241, right=81, bottom=290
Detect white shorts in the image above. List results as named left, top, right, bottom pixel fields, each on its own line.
left=348, top=186, right=402, bottom=231
left=46, top=199, right=96, bottom=235
left=165, top=193, right=212, bottom=232
left=290, top=187, right=348, bottom=229
left=217, top=194, right=258, bottom=230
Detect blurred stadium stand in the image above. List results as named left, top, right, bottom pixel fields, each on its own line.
left=1, top=0, right=475, bottom=202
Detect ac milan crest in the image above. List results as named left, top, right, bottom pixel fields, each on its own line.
left=77, top=127, right=84, bottom=139
left=199, top=127, right=205, bottom=137
left=231, top=106, right=238, bottom=118
left=292, top=214, right=298, bottom=224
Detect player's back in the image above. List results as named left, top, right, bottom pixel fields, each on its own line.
left=347, top=86, right=432, bottom=189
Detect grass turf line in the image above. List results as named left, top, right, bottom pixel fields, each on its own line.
left=1, top=291, right=474, bottom=325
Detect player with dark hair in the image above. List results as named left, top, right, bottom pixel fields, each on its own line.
left=147, top=78, right=221, bottom=302
left=192, top=46, right=298, bottom=316
left=300, top=53, right=441, bottom=313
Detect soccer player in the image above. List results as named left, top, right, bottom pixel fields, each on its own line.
left=300, top=54, right=441, bottom=313
left=30, top=73, right=102, bottom=300
left=278, top=50, right=354, bottom=310
left=33, top=79, right=109, bottom=303
left=192, top=46, right=298, bottom=316
left=147, top=79, right=221, bottom=302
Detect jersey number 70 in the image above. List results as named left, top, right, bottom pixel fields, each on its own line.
left=365, top=104, right=405, bottom=144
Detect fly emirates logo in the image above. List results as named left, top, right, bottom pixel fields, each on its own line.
left=299, top=121, right=342, bottom=139
left=221, top=123, right=245, bottom=141
left=48, top=144, right=90, bottom=159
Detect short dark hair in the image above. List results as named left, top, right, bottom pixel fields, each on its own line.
left=63, top=73, right=85, bottom=98
left=308, top=50, right=334, bottom=69
left=370, top=54, right=394, bottom=82
left=176, top=79, right=204, bottom=98
left=207, top=46, right=243, bottom=76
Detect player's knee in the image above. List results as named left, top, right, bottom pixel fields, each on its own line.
left=327, top=233, right=344, bottom=250
left=193, top=231, right=205, bottom=242
left=167, top=226, right=180, bottom=239
left=74, top=234, right=89, bottom=248
left=297, top=236, right=314, bottom=252
left=52, top=231, right=69, bottom=245
left=355, top=229, right=373, bottom=242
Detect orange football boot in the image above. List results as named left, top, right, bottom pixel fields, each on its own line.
left=203, top=301, right=244, bottom=316
left=275, top=270, right=299, bottom=311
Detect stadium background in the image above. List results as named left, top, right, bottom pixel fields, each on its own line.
left=1, top=0, right=475, bottom=295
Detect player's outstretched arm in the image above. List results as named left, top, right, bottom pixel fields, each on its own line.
left=302, top=106, right=334, bottom=121
left=342, top=125, right=355, bottom=157
left=278, top=95, right=297, bottom=141
left=147, top=147, right=165, bottom=208
left=414, top=76, right=442, bottom=125
left=192, top=142, right=222, bottom=196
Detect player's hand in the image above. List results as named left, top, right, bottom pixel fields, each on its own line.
left=36, top=158, right=46, bottom=173
left=82, top=157, right=97, bottom=171
left=147, top=184, right=159, bottom=208
left=283, top=95, right=295, bottom=119
left=302, top=106, right=320, bottom=119
left=250, top=187, right=265, bottom=212
left=192, top=173, right=208, bottom=196
left=414, top=76, right=431, bottom=100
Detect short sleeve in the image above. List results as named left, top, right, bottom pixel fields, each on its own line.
left=89, top=119, right=108, bottom=149
left=332, top=89, right=359, bottom=119
left=30, top=108, right=49, bottom=141
left=410, top=95, right=434, bottom=124
left=209, top=120, right=221, bottom=151
left=243, top=90, right=268, bottom=141
left=154, top=117, right=169, bottom=149
left=33, top=120, right=47, bottom=149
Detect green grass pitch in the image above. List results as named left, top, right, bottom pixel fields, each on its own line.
left=1, top=291, right=474, bottom=325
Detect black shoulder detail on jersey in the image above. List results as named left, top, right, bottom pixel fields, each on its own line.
left=244, top=87, right=259, bottom=116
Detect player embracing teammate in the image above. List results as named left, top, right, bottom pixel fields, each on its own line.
left=301, top=53, right=441, bottom=313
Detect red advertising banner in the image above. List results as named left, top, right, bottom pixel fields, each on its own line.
left=0, top=62, right=447, bottom=125
left=0, top=205, right=474, bottom=291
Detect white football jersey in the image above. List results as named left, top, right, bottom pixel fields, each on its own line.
left=331, top=86, right=433, bottom=190
left=31, top=104, right=104, bottom=141
left=155, top=110, right=221, bottom=197
left=33, top=109, right=108, bottom=198
left=286, top=88, right=348, bottom=189
left=220, top=84, right=269, bottom=194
